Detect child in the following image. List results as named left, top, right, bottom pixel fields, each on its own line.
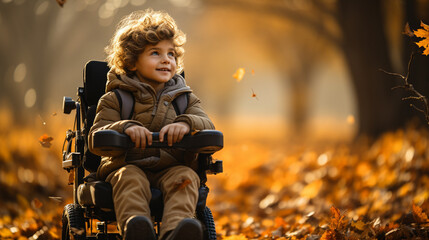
left=89, top=9, right=215, bottom=240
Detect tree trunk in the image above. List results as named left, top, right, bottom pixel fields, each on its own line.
left=338, top=0, right=414, bottom=136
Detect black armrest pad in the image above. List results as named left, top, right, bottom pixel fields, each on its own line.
left=92, top=130, right=223, bottom=154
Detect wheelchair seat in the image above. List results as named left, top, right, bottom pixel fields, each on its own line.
left=77, top=179, right=165, bottom=222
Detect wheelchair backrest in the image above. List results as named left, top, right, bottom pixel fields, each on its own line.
left=82, top=61, right=110, bottom=172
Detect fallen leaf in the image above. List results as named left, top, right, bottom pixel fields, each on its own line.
left=175, top=179, right=191, bottom=191
left=412, top=204, right=429, bottom=224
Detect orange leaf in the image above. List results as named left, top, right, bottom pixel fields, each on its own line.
left=175, top=179, right=191, bottom=191
left=39, top=134, right=53, bottom=148
left=233, top=68, right=245, bottom=82
left=251, top=88, right=259, bottom=100
left=413, top=21, right=429, bottom=56
left=413, top=204, right=429, bottom=224
left=330, top=205, right=341, bottom=220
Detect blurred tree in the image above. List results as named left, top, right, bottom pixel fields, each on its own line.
left=0, top=1, right=61, bottom=119
left=338, top=0, right=429, bottom=136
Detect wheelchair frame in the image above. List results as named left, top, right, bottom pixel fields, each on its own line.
left=60, top=60, right=223, bottom=240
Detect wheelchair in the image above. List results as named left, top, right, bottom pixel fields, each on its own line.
left=61, top=60, right=223, bottom=240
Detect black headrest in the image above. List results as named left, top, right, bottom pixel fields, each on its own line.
left=83, top=61, right=110, bottom=106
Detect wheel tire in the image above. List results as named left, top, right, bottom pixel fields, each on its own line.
left=197, top=206, right=217, bottom=240
left=61, top=204, right=86, bottom=240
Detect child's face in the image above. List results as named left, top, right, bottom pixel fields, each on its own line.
left=131, top=40, right=177, bottom=91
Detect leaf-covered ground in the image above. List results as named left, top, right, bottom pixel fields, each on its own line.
left=1, top=115, right=429, bottom=239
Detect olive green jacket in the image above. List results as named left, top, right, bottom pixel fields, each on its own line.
left=89, top=71, right=215, bottom=180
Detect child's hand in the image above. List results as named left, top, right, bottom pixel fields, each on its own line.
left=159, top=122, right=190, bottom=146
left=124, top=125, right=153, bottom=149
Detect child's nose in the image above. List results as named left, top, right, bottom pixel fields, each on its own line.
left=161, top=55, right=170, bottom=64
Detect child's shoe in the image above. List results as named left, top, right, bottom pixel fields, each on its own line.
left=164, top=218, right=203, bottom=240
left=123, top=216, right=156, bottom=240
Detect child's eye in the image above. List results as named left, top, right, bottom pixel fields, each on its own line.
left=168, top=52, right=175, bottom=57
left=150, top=51, right=159, bottom=56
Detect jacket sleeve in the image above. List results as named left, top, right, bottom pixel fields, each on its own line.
left=88, top=91, right=142, bottom=156
left=173, top=93, right=215, bottom=131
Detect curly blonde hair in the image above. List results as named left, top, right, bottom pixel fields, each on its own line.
left=105, top=9, right=186, bottom=75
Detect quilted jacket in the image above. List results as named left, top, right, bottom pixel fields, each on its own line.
left=89, top=71, right=215, bottom=180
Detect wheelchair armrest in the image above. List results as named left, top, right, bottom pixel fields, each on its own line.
left=92, top=129, right=223, bottom=154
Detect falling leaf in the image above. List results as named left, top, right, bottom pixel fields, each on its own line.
left=38, top=134, right=53, bottom=148
left=251, top=88, right=259, bottom=100
left=233, top=68, right=245, bottom=82
left=403, top=22, right=415, bottom=37
left=56, top=0, right=67, bottom=7
left=413, top=21, right=429, bottom=55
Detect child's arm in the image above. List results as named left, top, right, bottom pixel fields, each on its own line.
left=88, top=91, right=144, bottom=155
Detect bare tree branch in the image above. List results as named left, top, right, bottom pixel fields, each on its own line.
left=381, top=53, right=429, bottom=125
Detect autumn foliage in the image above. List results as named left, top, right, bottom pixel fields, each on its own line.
left=414, top=21, right=429, bottom=56
left=2, top=109, right=429, bottom=239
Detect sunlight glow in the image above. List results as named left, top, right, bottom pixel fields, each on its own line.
left=405, top=147, right=415, bottom=162
left=24, top=88, right=36, bottom=108
left=169, top=0, right=192, bottom=7
left=35, top=1, right=49, bottom=16
left=99, top=2, right=115, bottom=19
left=85, top=0, right=98, bottom=5
left=130, top=0, right=146, bottom=6
left=317, top=153, right=328, bottom=166
left=13, top=63, right=26, bottom=83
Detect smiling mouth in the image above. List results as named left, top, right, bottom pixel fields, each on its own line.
left=156, top=68, right=170, bottom=72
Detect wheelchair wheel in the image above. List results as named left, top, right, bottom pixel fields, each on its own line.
left=197, top=206, right=217, bottom=240
left=62, top=203, right=86, bottom=240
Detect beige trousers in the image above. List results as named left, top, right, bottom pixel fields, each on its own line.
left=106, top=164, right=200, bottom=239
